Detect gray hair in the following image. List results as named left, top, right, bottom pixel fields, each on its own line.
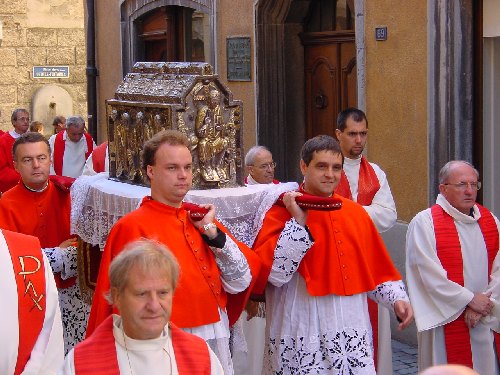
left=106, top=239, right=180, bottom=305
left=245, top=145, right=271, bottom=166
left=438, top=160, right=479, bottom=184
left=65, top=116, right=85, bottom=129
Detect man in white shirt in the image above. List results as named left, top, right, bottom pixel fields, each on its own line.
left=406, top=160, right=500, bottom=374
left=335, top=107, right=397, bottom=373
left=49, top=116, right=96, bottom=178
left=60, top=239, right=224, bottom=374
left=0, top=229, right=64, bottom=375
left=244, top=145, right=278, bottom=185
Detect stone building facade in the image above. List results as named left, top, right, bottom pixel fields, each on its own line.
left=0, top=0, right=87, bottom=136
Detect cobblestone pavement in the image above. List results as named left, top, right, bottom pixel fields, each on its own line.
left=392, top=339, right=418, bottom=375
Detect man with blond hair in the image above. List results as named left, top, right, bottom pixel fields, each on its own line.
left=61, top=239, right=224, bottom=374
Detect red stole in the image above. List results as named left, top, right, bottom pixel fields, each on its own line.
left=333, top=157, right=382, bottom=366
left=431, top=204, right=500, bottom=367
left=3, top=230, right=46, bottom=375
left=53, top=131, right=94, bottom=176
left=75, top=315, right=211, bottom=374
left=335, top=156, right=380, bottom=205
left=92, top=141, right=108, bottom=173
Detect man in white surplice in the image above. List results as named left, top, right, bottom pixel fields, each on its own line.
left=334, top=107, right=398, bottom=374
left=253, top=135, right=413, bottom=374
left=406, top=160, right=500, bottom=374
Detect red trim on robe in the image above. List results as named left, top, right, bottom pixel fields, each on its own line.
left=432, top=204, right=500, bottom=367
left=75, top=315, right=211, bottom=374
left=3, top=230, right=46, bottom=375
left=53, top=131, right=94, bottom=176
left=335, top=156, right=380, bottom=205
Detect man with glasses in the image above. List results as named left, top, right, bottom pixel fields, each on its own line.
left=0, top=108, right=30, bottom=193
left=0, top=132, right=89, bottom=354
left=335, top=107, right=397, bottom=374
left=406, top=160, right=500, bottom=374
left=244, top=145, right=279, bottom=185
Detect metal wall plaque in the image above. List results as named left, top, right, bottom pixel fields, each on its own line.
left=33, top=66, right=70, bottom=78
left=227, top=37, right=251, bottom=81
left=375, top=27, right=388, bottom=41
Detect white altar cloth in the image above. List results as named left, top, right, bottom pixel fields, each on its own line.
left=70, top=173, right=298, bottom=249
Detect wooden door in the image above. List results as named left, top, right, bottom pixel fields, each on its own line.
left=301, top=31, right=356, bottom=138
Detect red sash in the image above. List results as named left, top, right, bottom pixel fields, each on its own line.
left=3, top=230, right=46, bottom=375
left=333, top=157, right=382, bottom=367
left=432, top=204, right=500, bottom=367
left=53, top=131, right=94, bottom=176
left=75, top=315, right=211, bottom=374
left=335, top=156, right=380, bottom=205
left=92, top=141, right=108, bottom=173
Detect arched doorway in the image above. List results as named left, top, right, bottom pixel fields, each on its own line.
left=255, top=0, right=358, bottom=181
left=120, top=0, right=214, bottom=75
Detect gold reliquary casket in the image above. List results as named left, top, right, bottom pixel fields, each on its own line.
left=107, top=62, right=243, bottom=189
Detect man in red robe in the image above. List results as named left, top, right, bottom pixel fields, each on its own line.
left=252, top=135, right=413, bottom=374
left=334, top=107, right=398, bottom=372
left=87, top=129, right=260, bottom=375
left=0, top=108, right=30, bottom=193
left=0, top=132, right=89, bottom=353
left=60, top=239, right=224, bottom=374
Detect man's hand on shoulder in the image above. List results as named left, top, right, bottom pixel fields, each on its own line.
left=282, top=191, right=308, bottom=227
left=468, top=292, right=493, bottom=316
left=394, top=300, right=413, bottom=330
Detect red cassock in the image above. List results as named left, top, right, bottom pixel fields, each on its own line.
left=86, top=197, right=261, bottom=337
left=0, top=133, right=21, bottom=193
left=253, top=195, right=401, bottom=297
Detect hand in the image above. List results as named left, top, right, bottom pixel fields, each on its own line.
left=59, top=237, right=78, bottom=248
left=394, top=300, right=413, bottom=330
left=190, top=204, right=218, bottom=238
left=467, top=293, right=493, bottom=316
left=464, top=307, right=482, bottom=328
left=245, top=300, right=260, bottom=320
left=282, top=191, right=307, bottom=227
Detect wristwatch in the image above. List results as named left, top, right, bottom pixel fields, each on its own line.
left=201, top=222, right=217, bottom=233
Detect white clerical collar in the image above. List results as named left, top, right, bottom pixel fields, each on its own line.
left=436, top=194, right=479, bottom=223
left=245, top=175, right=259, bottom=185
left=9, top=130, right=23, bottom=139
left=112, top=314, right=169, bottom=351
left=23, top=181, right=49, bottom=193
left=343, top=156, right=362, bottom=166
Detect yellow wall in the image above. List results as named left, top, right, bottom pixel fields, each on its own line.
left=364, top=1, right=428, bottom=221
left=216, top=1, right=257, bottom=151
left=95, top=0, right=122, bottom=143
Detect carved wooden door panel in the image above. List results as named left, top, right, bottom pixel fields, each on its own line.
left=302, top=31, right=356, bottom=138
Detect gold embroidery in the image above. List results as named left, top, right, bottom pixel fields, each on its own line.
left=18, top=255, right=45, bottom=311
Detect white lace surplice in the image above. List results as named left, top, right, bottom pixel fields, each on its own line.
left=264, top=219, right=408, bottom=375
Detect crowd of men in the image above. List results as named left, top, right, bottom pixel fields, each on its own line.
left=0, top=106, right=499, bottom=375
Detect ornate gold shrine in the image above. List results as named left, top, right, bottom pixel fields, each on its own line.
left=107, top=62, right=243, bottom=189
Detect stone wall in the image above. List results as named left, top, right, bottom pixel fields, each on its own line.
left=0, top=0, right=87, bottom=136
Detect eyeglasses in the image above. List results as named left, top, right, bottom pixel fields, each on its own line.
left=253, top=162, right=276, bottom=170
left=443, top=181, right=481, bottom=191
